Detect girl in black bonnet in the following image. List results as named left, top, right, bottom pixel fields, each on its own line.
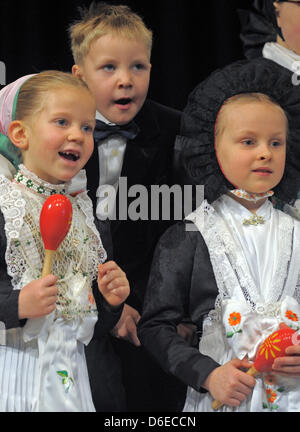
left=138, top=58, right=300, bottom=412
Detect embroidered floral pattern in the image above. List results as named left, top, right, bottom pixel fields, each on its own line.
left=14, top=164, right=66, bottom=197
left=226, top=312, right=243, bottom=338
left=57, top=370, right=74, bottom=393
left=262, top=374, right=285, bottom=411
left=266, top=388, right=277, bottom=404
left=88, top=292, right=95, bottom=305
left=284, top=308, right=300, bottom=331
left=285, top=309, right=298, bottom=322
left=231, top=189, right=274, bottom=202
left=228, top=312, right=241, bottom=326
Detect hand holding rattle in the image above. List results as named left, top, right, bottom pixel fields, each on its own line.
left=40, top=194, right=72, bottom=277
left=212, top=323, right=297, bottom=410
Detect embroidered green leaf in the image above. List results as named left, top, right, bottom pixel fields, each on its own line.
left=57, top=370, right=68, bottom=378
left=262, top=402, right=268, bottom=409
left=226, top=332, right=234, bottom=338
left=236, top=329, right=243, bottom=334
left=62, top=377, right=68, bottom=385
left=277, top=387, right=285, bottom=393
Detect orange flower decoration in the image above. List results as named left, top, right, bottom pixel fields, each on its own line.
left=88, top=292, right=95, bottom=305
left=285, top=310, right=298, bottom=322
left=228, top=312, right=241, bottom=326
left=266, top=389, right=277, bottom=404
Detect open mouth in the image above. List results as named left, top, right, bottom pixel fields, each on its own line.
left=114, top=98, right=132, bottom=105
left=59, top=151, right=80, bottom=162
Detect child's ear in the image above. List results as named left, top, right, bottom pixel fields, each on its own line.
left=72, top=64, right=83, bottom=80
left=8, top=120, right=29, bottom=150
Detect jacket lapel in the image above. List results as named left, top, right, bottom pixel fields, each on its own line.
left=120, top=101, right=161, bottom=184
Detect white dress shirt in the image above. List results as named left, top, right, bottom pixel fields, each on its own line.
left=95, top=111, right=127, bottom=220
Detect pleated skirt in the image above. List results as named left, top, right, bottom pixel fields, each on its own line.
left=0, top=328, right=38, bottom=411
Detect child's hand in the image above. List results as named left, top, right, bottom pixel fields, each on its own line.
left=18, top=274, right=58, bottom=319
left=272, top=345, right=300, bottom=376
left=111, top=303, right=141, bottom=346
left=98, top=261, right=130, bottom=308
left=203, top=358, right=256, bottom=407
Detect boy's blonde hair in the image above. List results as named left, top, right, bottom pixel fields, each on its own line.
left=15, top=70, right=92, bottom=121
left=215, top=92, right=288, bottom=139
left=69, top=2, right=153, bottom=65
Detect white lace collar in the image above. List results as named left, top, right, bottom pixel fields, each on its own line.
left=263, top=42, right=300, bottom=74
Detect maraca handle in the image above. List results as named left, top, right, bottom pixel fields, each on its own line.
left=211, top=365, right=258, bottom=410
left=41, top=249, right=55, bottom=277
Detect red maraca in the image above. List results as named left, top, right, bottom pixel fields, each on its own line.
left=212, top=323, right=297, bottom=410
left=40, top=194, right=72, bottom=277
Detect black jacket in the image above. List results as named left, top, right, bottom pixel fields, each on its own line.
left=86, top=99, right=182, bottom=312
left=138, top=220, right=220, bottom=392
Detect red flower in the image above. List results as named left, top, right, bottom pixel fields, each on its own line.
left=285, top=310, right=298, bottom=322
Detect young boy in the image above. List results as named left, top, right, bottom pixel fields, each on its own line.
left=69, top=2, right=187, bottom=411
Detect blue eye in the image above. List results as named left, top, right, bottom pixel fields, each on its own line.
left=271, top=140, right=282, bottom=147
left=82, top=124, right=93, bottom=133
left=103, top=64, right=115, bottom=72
left=56, top=118, right=67, bottom=126
left=242, top=139, right=254, bottom=146
left=133, top=63, right=146, bottom=71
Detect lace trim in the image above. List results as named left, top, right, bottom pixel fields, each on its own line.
left=14, top=164, right=68, bottom=197
left=187, top=199, right=296, bottom=311
left=0, top=174, right=107, bottom=320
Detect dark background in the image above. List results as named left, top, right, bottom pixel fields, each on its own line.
left=0, top=0, right=253, bottom=110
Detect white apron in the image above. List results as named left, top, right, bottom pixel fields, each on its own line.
left=184, top=195, right=300, bottom=412
left=0, top=166, right=106, bottom=411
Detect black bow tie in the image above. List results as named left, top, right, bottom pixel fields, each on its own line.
left=94, top=119, right=139, bottom=142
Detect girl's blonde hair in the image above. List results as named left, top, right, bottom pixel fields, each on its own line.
left=215, top=92, right=288, bottom=139
left=15, top=70, right=91, bottom=121
left=69, top=3, right=153, bottom=65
